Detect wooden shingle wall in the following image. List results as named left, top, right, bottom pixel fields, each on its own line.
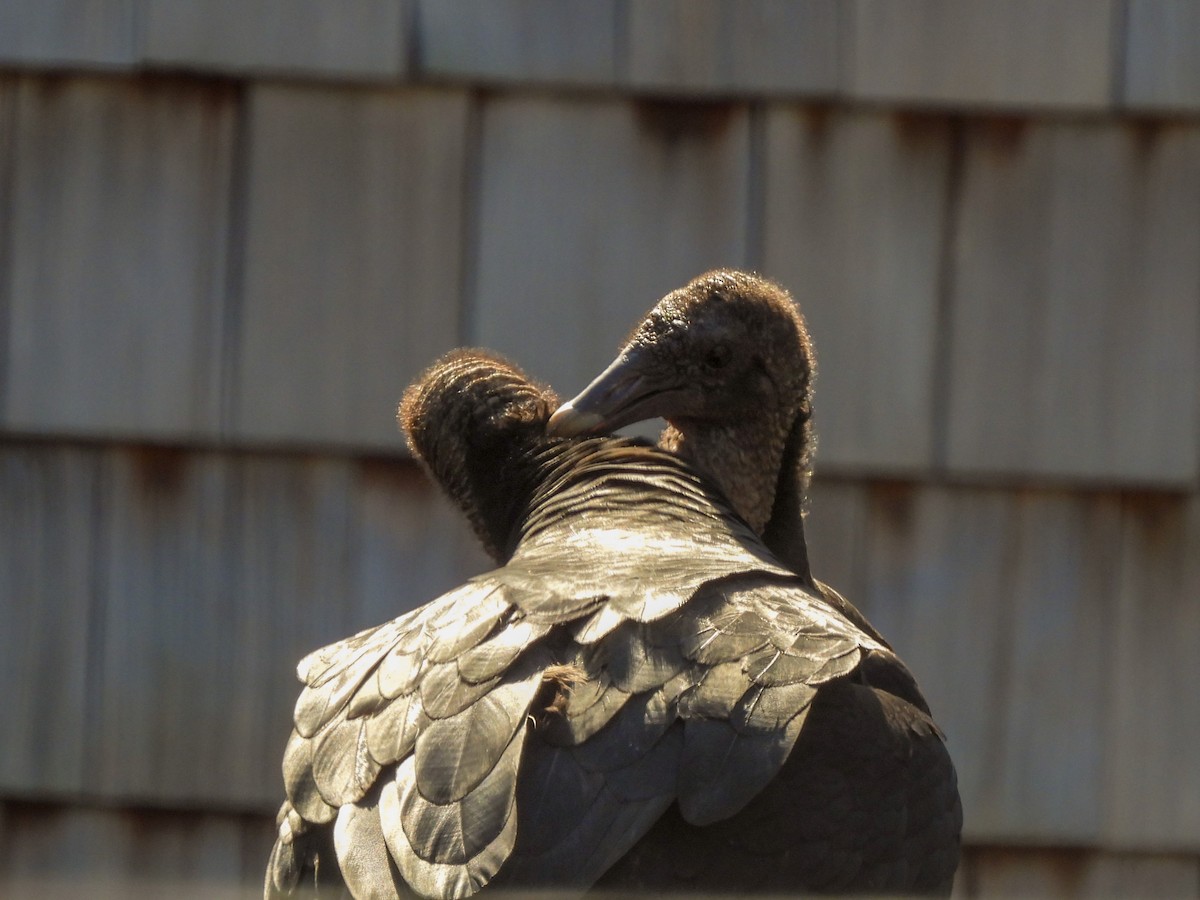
left=3, top=2, right=1200, bottom=896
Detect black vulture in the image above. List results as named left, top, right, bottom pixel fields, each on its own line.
left=266, top=347, right=960, bottom=899
left=548, top=268, right=963, bottom=880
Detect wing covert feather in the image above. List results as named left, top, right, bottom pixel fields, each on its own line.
left=678, top=712, right=808, bottom=826
left=312, top=717, right=382, bottom=807
left=413, top=650, right=548, bottom=805
left=282, top=729, right=338, bottom=825
left=381, top=752, right=519, bottom=900
left=335, top=782, right=413, bottom=898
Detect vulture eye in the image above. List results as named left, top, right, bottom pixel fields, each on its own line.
left=704, top=345, right=731, bottom=372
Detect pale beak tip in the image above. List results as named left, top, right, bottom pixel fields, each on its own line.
left=547, top=401, right=605, bottom=437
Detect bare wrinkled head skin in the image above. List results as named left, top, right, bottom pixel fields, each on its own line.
left=548, top=269, right=815, bottom=534
left=400, top=349, right=558, bottom=561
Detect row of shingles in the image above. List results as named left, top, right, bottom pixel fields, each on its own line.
left=3, top=55, right=1199, bottom=478
left=0, top=0, right=831, bottom=93
left=417, top=0, right=1110, bottom=106
left=762, top=107, right=1200, bottom=487
left=475, top=98, right=1200, bottom=488
left=0, top=0, right=407, bottom=81
left=805, top=478, right=1200, bottom=850
left=0, top=0, right=138, bottom=70
left=383, top=0, right=839, bottom=95
left=847, top=0, right=1116, bottom=112
left=7, top=0, right=1200, bottom=112
left=0, top=74, right=468, bottom=452
left=423, top=0, right=1200, bottom=113
left=0, top=440, right=486, bottom=808
left=0, top=800, right=272, bottom=900
left=424, top=0, right=1200, bottom=112
left=0, top=77, right=914, bottom=458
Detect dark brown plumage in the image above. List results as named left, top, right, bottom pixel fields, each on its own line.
left=266, top=347, right=958, bottom=899
left=549, top=269, right=963, bottom=890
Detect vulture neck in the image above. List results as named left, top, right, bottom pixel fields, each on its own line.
left=453, top=437, right=551, bottom=565
left=514, top=438, right=729, bottom=551
left=760, top=410, right=814, bottom=586
left=661, top=405, right=814, bottom=586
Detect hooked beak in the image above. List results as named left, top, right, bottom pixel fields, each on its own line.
left=547, top=349, right=675, bottom=437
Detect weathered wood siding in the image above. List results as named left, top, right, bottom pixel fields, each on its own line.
left=763, top=110, right=951, bottom=472
left=946, top=120, right=1200, bottom=484
left=3, top=2, right=1200, bottom=896
left=472, top=94, right=750, bottom=395
left=230, top=84, right=468, bottom=450
left=5, top=77, right=234, bottom=440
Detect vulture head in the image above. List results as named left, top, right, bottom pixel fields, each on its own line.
left=400, top=348, right=558, bottom=564
left=548, top=269, right=816, bottom=578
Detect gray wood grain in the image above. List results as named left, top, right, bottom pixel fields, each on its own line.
left=4, top=77, right=233, bottom=441
left=861, top=485, right=1119, bottom=842
left=0, top=0, right=137, bottom=68
left=91, top=447, right=279, bottom=807
left=230, top=84, right=468, bottom=451
left=0, top=801, right=270, bottom=898
left=847, top=0, right=1117, bottom=110
left=626, top=0, right=839, bottom=95
left=804, top=476, right=867, bottom=602
left=0, top=446, right=96, bottom=795
left=725, top=0, right=840, bottom=95
left=626, top=0, right=725, bottom=93
left=471, top=94, right=749, bottom=399
left=355, top=460, right=491, bottom=630
left=1076, top=852, right=1200, bottom=895
left=0, top=76, right=14, bottom=417
left=969, top=847, right=1200, bottom=898
left=87, top=448, right=482, bottom=809
left=1124, top=0, right=1200, bottom=111
left=1106, top=495, right=1200, bottom=847
left=418, top=0, right=618, bottom=86
left=763, top=108, right=950, bottom=473
left=221, top=454, right=370, bottom=811
left=945, top=120, right=1200, bottom=485
left=143, top=0, right=407, bottom=81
